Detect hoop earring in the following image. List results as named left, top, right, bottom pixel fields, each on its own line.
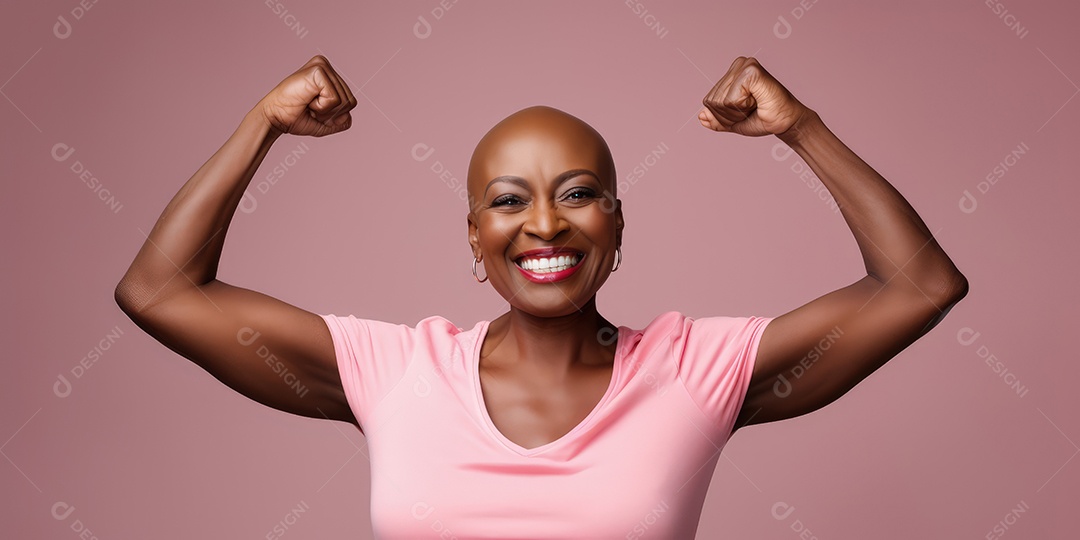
left=611, top=247, right=622, bottom=272
left=472, top=256, right=488, bottom=283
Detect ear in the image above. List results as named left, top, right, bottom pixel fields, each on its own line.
left=614, top=199, right=624, bottom=248
left=467, top=212, right=481, bottom=260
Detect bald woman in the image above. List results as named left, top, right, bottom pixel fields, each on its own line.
left=116, top=55, right=967, bottom=538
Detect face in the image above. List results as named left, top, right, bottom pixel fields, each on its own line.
left=467, top=106, right=624, bottom=318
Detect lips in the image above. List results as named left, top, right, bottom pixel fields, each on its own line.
left=512, top=247, right=585, bottom=282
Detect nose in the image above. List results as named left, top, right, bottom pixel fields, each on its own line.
left=521, top=198, right=569, bottom=241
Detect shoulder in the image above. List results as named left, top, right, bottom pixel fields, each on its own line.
left=619, top=311, right=690, bottom=356
left=627, top=311, right=772, bottom=357
left=321, top=313, right=473, bottom=331
left=319, top=313, right=483, bottom=344
left=632, top=310, right=755, bottom=338
left=414, top=314, right=470, bottom=335
left=630, top=310, right=686, bottom=336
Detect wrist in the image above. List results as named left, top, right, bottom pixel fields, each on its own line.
left=244, top=103, right=284, bottom=143
left=776, top=107, right=822, bottom=147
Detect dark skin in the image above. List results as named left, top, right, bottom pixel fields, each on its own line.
left=465, top=106, right=625, bottom=449
left=115, top=55, right=967, bottom=449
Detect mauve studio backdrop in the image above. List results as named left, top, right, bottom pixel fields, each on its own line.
left=2, top=0, right=1076, bottom=538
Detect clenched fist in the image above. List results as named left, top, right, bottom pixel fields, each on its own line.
left=258, top=55, right=357, bottom=137
left=698, top=57, right=810, bottom=138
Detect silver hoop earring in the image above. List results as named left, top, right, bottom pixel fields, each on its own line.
left=611, top=247, right=622, bottom=272
left=472, top=257, right=488, bottom=283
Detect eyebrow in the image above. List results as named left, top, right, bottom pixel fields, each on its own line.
left=483, top=169, right=600, bottom=199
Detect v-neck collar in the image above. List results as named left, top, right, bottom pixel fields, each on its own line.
left=470, top=320, right=626, bottom=457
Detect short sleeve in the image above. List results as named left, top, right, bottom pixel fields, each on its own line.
left=319, top=314, right=417, bottom=431
left=671, top=314, right=773, bottom=436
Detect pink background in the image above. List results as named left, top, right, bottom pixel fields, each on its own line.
left=3, top=0, right=1077, bottom=537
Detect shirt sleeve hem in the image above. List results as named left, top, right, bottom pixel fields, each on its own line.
left=319, top=313, right=367, bottom=433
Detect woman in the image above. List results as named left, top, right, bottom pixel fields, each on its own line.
left=115, top=55, right=967, bottom=538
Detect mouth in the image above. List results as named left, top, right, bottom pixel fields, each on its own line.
left=512, top=248, right=585, bottom=283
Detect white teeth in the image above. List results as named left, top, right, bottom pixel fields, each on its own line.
left=516, top=254, right=582, bottom=274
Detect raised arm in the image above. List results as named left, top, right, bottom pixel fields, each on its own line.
left=698, top=57, right=968, bottom=428
left=114, top=55, right=359, bottom=425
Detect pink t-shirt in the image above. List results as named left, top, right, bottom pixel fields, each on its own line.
left=320, top=311, right=773, bottom=539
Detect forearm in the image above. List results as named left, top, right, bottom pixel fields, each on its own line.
left=778, top=110, right=967, bottom=298
left=117, top=107, right=282, bottom=311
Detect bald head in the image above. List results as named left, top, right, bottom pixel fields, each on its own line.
left=467, top=106, right=616, bottom=212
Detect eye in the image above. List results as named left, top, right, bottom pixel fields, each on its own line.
left=491, top=194, right=523, bottom=207
left=564, top=187, right=596, bottom=201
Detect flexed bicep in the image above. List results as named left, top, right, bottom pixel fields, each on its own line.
left=115, top=55, right=360, bottom=425
left=119, top=280, right=355, bottom=425
left=695, top=57, right=968, bottom=430
left=736, top=275, right=963, bottom=428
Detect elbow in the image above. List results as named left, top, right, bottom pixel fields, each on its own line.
left=114, top=280, right=135, bottom=316
left=911, top=272, right=967, bottom=336
left=952, top=273, right=969, bottom=302
left=914, top=255, right=969, bottom=307
left=114, top=278, right=147, bottom=320
left=933, top=271, right=969, bottom=308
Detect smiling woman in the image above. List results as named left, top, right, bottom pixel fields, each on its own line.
left=115, top=54, right=967, bottom=539
left=466, top=105, right=623, bottom=309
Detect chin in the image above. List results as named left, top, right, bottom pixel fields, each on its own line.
left=504, top=290, right=597, bottom=318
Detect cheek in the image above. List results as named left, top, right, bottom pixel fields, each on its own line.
left=477, top=217, right=517, bottom=253
left=578, top=208, right=618, bottom=240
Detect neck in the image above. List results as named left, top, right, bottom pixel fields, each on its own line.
left=485, top=296, right=618, bottom=371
